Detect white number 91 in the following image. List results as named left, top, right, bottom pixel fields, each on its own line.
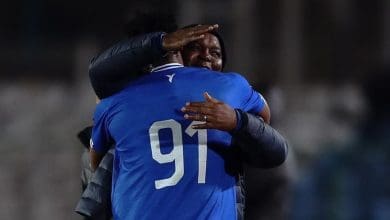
left=149, top=119, right=207, bottom=189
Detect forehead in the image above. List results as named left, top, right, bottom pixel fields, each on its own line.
left=197, top=33, right=221, bottom=48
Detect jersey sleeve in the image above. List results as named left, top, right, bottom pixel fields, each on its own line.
left=244, top=89, right=266, bottom=114
left=231, top=73, right=266, bottom=114
left=91, top=100, right=114, bottom=154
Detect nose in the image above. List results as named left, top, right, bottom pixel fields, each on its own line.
left=200, top=49, right=212, bottom=61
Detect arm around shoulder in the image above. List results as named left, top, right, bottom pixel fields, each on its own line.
left=89, top=32, right=165, bottom=99
left=231, top=109, right=288, bottom=168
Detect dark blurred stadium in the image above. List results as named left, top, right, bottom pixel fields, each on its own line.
left=0, top=0, right=389, bottom=219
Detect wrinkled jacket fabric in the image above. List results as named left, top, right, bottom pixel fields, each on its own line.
left=89, top=32, right=165, bottom=99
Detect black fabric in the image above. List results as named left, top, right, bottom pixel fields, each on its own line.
left=75, top=149, right=114, bottom=220
left=236, top=174, right=246, bottom=220
left=77, top=126, right=93, bottom=149
left=231, top=109, right=288, bottom=168
left=89, top=32, right=165, bottom=99
left=75, top=195, right=111, bottom=220
left=209, top=30, right=226, bottom=70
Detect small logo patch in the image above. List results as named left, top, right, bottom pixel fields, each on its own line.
left=166, top=73, right=175, bottom=83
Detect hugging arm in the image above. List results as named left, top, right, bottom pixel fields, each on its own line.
left=231, top=109, right=288, bottom=168
left=182, top=92, right=288, bottom=168
left=89, top=32, right=165, bottom=99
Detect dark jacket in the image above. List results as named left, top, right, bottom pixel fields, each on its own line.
left=89, top=32, right=165, bottom=99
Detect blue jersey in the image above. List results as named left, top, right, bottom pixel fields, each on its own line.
left=92, top=63, right=265, bottom=220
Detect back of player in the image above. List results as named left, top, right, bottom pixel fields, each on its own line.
left=92, top=63, right=265, bottom=220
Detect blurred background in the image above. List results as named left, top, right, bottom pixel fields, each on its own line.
left=1, top=0, right=389, bottom=219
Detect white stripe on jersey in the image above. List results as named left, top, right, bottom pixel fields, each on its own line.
left=151, top=63, right=183, bottom=72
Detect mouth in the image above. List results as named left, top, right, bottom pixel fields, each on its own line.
left=199, top=63, right=211, bottom=70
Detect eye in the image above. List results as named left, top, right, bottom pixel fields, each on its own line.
left=210, top=50, right=221, bottom=58
left=187, top=43, right=201, bottom=51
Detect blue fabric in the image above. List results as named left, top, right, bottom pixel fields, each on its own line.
left=92, top=66, right=265, bottom=220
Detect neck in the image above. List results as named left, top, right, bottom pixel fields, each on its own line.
left=153, top=51, right=183, bottom=66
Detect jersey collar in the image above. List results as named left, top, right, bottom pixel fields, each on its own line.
left=150, top=63, right=184, bottom=72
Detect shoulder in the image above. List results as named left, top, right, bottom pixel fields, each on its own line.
left=225, top=72, right=247, bottom=80
left=177, top=67, right=223, bottom=79
left=177, top=68, right=250, bottom=88
left=186, top=68, right=246, bottom=80
left=94, top=97, right=117, bottom=119
left=220, top=72, right=251, bottom=88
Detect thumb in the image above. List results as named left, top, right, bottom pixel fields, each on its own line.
left=204, top=92, right=219, bottom=103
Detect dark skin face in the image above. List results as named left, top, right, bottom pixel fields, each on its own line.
left=181, top=33, right=223, bottom=71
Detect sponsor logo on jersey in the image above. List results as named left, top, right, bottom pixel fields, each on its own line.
left=165, top=73, right=175, bottom=83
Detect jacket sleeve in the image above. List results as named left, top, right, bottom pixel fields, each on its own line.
left=75, top=148, right=114, bottom=219
left=89, top=32, right=165, bottom=99
left=231, top=109, right=288, bottom=168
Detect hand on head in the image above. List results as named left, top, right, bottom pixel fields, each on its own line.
left=162, top=24, right=219, bottom=51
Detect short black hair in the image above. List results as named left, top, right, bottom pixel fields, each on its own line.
left=181, top=24, right=227, bottom=70
left=209, top=29, right=226, bottom=70
left=124, top=11, right=178, bottom=37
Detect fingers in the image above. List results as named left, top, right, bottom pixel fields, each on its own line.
left=182, top=106, right=209, bottom=116
left=185, top=101, right=213, bottom=108
left=186, top=34, right=205, bottom=42
left=183, top=92, right=219, bottom=110
left=189, top=24, right=219, bottom=35
left=181, top=92, right=220, bottom=116
left=183, top=24, right=219, bottom=42
left=191, top=122, right=209, bottom=129
left=184, top=118, right=211, bottom=129
left=184, top=113, right=212, bottom=121
left=163, top=24, right=219, bottom=50
left=181, top=102, right=213, bottom=114
left=181, top=91, right=221, bottom=129
left=183, top=113, right=212, bottom=129
left=203, top=92, right=219, bottom=103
